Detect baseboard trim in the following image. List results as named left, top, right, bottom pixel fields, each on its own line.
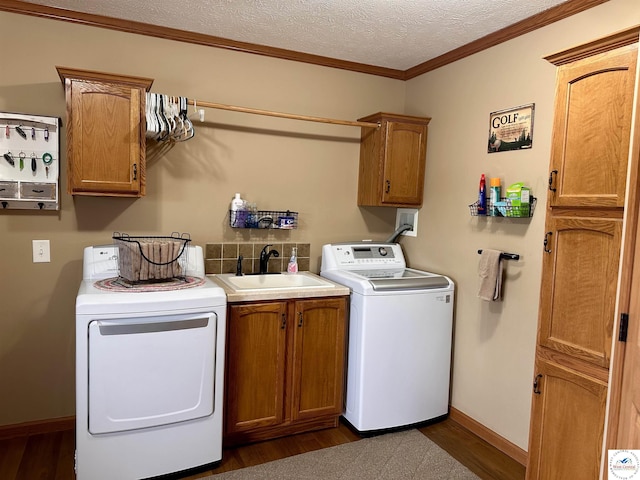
left=0, top=409, right=529, bottom=467
left=0, top=416, right=74, bottom=440
left=449, top=407, right=527, bottom=467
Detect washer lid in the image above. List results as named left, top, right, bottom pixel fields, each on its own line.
left=369, top=275, right=451, bottom=291
left=322, top=267, right=453, bottom=294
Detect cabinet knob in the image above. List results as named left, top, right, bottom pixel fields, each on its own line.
left=281, top=313, right=286, bottom=330
left=548, top=170, right=558, bottom=192
left=133, top=163, right=138, bottom=180
left=385, top=180, right=391, bottom=194
left=298, top=312, right=303, bottom=327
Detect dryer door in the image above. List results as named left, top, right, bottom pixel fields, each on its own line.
left=87, top=311, right=217, bottom=434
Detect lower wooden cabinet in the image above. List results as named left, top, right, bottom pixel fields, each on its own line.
left=224, top=296, right=347, bottom=445
left=527, top=353, right=608, bottom=480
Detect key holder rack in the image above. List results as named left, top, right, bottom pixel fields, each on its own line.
left=0, top=111, right=61, bottom=210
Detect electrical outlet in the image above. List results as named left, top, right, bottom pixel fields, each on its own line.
left=33, top=240, right=51, bottom=263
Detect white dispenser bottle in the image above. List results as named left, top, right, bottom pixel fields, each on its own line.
left=230, top=193, right=245, bottom=227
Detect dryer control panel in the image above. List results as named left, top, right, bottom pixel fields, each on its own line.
left=321, top=243, right=406, bottom=270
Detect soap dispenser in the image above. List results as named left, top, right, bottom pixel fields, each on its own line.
left=287, top=247, right=299, bottom=273
left=230, top=193, right=245, bottom=227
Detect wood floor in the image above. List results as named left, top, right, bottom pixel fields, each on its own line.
left=0, top=417, right=525, bottom=480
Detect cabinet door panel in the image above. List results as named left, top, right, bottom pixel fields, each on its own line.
left=538, top=216, right=622, bottom=367
left=527, top=358, right=607, bottom=480
left=225, top=302, right=287, bottom=434
left=382, top=122, right=427, bottom=205
left=549, top=45, right=636, bottom=208
left=357, top=113, right=430, bottom=207
left=68, top=80, right=144, bottom=196
left=291, top=298, right=346, bottom=421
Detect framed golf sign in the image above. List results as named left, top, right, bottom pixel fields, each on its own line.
left=488, top=103, right=534, bottom=153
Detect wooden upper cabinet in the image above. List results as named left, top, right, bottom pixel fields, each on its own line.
left=546, top=44, right=637, bottom=208
left=538, top=215, right=622, bottom=368
left=56, top=67, right=153, bottom=197
left=357, top=112, right=430, bottom=207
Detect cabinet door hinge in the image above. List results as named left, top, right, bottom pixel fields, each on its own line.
left=619, top=313, right=629, bottom=342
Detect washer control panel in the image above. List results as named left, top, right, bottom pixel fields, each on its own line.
left=321, top=243, right=406, bottom=270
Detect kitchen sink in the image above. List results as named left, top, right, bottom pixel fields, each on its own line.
left=215, top=272, right=337, bottom=291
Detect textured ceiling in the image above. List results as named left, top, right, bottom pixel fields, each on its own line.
left=23, top=0, right=571, bottom=70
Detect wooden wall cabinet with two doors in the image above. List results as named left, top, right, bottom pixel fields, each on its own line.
left=56, top=67, right=153, bottom=197
left=223, top=296, right=347, bottom=446
left=357, top=112, right=430, bottom=207
left=526, top=29, right=639, bottom=480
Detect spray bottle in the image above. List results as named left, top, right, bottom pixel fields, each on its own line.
left=477, top=174, right=487, bottom=215
left=490, top=177, right=501, bottom=216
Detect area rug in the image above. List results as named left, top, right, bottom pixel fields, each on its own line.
left=206, top=429, right=480, bottom=479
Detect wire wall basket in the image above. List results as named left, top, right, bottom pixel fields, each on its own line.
left=112, top=232, right=191, bottom=283
left=469, top=197, right=537, bottom=218
left=229, top=210, right=298, bottom=229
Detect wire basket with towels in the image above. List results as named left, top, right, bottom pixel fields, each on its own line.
left=112, top=232, right=191, bottom=283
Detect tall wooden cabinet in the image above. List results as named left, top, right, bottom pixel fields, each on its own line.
left=57, top=67, right=153, bottom=197
left=527, top=32, right=638, bottom=480
left=357, top=112, right=430, bottom=207
left=224, top=296, right=347, bottom=445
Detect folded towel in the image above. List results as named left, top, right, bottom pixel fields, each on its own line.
left=478, top=249, right=503, bottom=301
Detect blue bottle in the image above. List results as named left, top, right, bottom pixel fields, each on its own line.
left=478, top=174, right=487, bottom=215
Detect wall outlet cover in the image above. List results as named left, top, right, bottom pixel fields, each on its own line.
left=396, top=208, right=418, bottom=237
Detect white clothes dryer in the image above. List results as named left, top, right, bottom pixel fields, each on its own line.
left=321, top=242, right=454, bottom=434
left=75, top=244, right=226, bottom=480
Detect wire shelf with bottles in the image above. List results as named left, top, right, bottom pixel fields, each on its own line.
left=469, top=197, right=537, bottom=218
left=229, top=209, right=298, bottom=229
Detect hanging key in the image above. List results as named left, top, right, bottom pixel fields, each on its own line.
left=3, top=152, right=15, bottom=166
left=5, top=125, right=9, bottom=139
left=31, top=127, right=36, bottom=140
left=19, top=151, right=26, bottom=171
left=15, top=126, right=27, bottom=139
left=44, top=127, right=49, bottom=142
left=31, top=153, right=37, bottom=173
left=42, top=152, right=53, bottom=178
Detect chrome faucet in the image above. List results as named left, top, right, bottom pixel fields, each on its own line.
left=259, top=244, right=279, bottom=274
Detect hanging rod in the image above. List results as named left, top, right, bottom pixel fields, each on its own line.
left=187, top=99, right=380, bottom=129
left=477, top=249, right=520, bottom=261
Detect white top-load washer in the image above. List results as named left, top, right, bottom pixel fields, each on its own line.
left=321, top=242, right=454, bottom=434
left=75, top=244, right=226, bottom=480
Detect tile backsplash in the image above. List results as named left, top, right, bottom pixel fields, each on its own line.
left=205, top=242, right=310, bottom=275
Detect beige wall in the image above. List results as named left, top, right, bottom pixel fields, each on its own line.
left=0, top=0, right=638, bottom=454
left=0, top=11, right=403, bottom=426
left=404, top=0, right=639, bottom=450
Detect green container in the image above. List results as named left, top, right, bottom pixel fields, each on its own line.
left=506, top=183, right=531, bottom=217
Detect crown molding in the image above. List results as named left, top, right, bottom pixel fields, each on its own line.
left=0, top=0, right=613, bottom=80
